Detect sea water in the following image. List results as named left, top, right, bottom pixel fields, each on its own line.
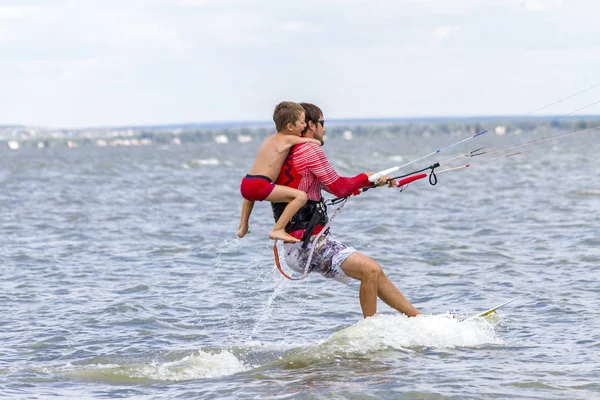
left=1, top=128, right=599, bottom=399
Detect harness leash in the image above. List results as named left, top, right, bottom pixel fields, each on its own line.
left=388, top=162, right=440, bottom=186
left=273, top=242, right=298, bottom=280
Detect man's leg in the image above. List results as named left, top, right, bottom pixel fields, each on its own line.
left=340, top=252, right=421, bottom=318
left=338, top=252, right=379, bottom=317
left=376, top=274, right=421, bottom=317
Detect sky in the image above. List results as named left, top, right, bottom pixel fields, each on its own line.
left=1, top=0, right=599, bottom=128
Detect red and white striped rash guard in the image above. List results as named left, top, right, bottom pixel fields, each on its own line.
left=276, top=142, right=370, bottom=238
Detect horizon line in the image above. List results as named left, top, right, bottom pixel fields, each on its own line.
left=2, top=113, right=600, bottom=131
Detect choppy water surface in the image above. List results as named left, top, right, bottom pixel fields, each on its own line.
left=1, top=129, right=599, bottom=399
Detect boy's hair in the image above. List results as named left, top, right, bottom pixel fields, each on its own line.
left=299, top=102, right=323, bottom=125
left=273, top=101, right=304, bottom=132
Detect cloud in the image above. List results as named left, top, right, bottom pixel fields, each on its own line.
left=1, top=0, right=600, bottom=127
left=167, top=0, right=211, bottom=5
left=434, top=26, right=459, bottom=39
left=112, top=21, right=191, bottom=53
left=521, top=0, right=563, bottom=12
left=0, top=5, right=41, bottom=19
left=279, top=21, right=322, bottom=34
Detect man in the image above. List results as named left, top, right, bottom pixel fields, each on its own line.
left=271, top=103, right=422, bottom=318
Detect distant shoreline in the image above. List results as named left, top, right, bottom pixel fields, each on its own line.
left=2, top=114, right=600, bottom=132
left=2, top=116, right=599, bottom=151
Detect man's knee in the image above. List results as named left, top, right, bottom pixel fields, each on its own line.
left=340, top=252, right=383, bottom=281
left=360, top=259, right=382, bottom=281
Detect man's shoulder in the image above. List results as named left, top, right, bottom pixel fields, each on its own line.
left=294, top=141, right=321, bottom=152
left=288, top=142, right=316, bottom=161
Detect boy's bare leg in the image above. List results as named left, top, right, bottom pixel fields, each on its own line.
left=266, top=185, right=307, bottom=243
left=238, top=199, right=254, bottom=238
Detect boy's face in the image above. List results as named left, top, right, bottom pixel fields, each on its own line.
left=289, top=112, right=307, bottom=136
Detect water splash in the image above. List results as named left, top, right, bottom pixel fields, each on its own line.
left=62, top=350, right=249, bottom=383
left=250, top=278, right=289, bottom=339
left=309, top=313, right=501, bottom=358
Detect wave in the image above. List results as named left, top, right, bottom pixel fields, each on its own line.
left=53, top=314, right=502, bottom=383
left=182, top=158, right=232, bottom=168
left=275, top=313, right=501, bottom=369
left=573, top=189, right=600, bottom=196
left=57, top=350, right=250, bottom=383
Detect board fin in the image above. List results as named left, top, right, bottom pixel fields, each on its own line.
left=461, top=296, right=520, bottom=322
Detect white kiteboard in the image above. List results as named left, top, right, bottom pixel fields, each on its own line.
left=461, top=297, right=520, bottom=322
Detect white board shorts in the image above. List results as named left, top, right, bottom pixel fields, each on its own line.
left=282, top=234, right=354, bottom=284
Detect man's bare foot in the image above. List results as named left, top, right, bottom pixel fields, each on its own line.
left=237, top=225, right=249, bottom=238
left=269, top=229, right=299, bottom=243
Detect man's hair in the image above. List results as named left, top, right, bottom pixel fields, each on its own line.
left=299, top=103, right=323, bottom=135
left=273, top=101, right=304, bottom=132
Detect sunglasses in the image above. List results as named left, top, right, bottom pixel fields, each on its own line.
left=317, top=120, right=325, bottom=127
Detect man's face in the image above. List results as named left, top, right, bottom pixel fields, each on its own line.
left=313, top=114, right=326, bottom=145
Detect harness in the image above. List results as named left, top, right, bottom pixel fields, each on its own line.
left=271, top=196, right=353, bottom=280
left=271, top=198, right=332, bottom=280
left=271, top=199, right=328, bottom=248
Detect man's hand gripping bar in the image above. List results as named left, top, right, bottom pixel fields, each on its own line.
left=368, top=166, right=400, bottom=183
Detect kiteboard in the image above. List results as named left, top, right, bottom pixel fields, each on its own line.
left=461, top=297, right=520, bottom=322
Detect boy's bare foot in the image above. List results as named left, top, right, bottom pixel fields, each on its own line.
left=237, top=225, right=249, bottom=238
left=269, top=229, right=300, bottom=243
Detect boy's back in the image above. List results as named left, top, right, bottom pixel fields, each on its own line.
left=248, top=133, right=300, bottom=181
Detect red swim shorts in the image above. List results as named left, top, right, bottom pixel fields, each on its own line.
left=240, top=174, right=276, bottom=201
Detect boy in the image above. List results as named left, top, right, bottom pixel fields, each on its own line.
left=238, top=101, right=320, bottom=243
